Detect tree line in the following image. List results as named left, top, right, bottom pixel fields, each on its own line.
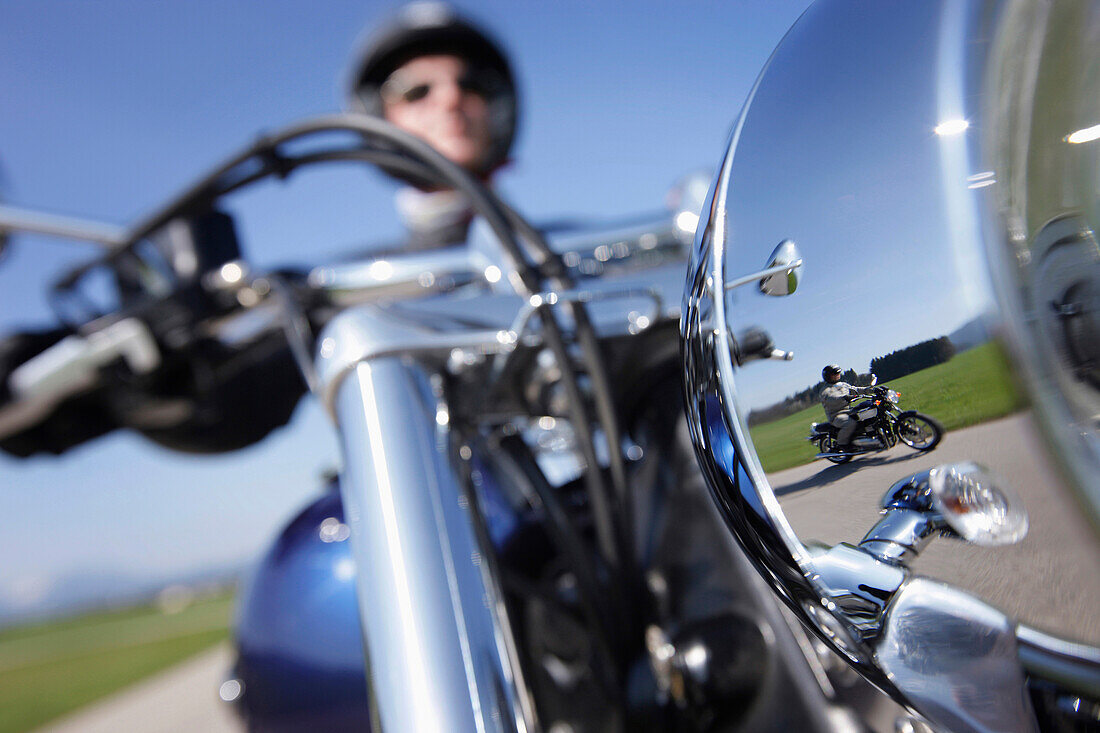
left=869, top=336, right=955, bottom=382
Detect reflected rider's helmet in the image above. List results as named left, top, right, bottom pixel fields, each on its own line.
left=822, top=364, right=843, bottom=381
left=345, top=2, right=518, bottom=180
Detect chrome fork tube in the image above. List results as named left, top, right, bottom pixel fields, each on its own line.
left=333, top=356, right=535, bottom=732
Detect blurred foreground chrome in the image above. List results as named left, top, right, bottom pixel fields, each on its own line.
left=682, top=1, right=1100, bottom=731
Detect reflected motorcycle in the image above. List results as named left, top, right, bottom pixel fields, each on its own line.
left=681, top=1, right=1100, bottom=732
left=808, top=385, right=944, bottom=463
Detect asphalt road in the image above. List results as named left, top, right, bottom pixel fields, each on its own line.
left=35, top=644, right=242, bottom=733
left=772, top=413, right=1100, bottom=645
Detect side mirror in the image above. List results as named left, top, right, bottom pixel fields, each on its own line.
left=682, top=1, right=1100, bottom=731
left=758, top=240, right=801, bottom=296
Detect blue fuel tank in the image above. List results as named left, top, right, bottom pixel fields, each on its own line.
left=230, top=484, right=371, bottom=731
left=229, top=457, right=546, bottom=731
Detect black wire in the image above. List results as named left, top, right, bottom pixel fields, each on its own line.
left=537, top=302, right=620, bottom=571
left=200, top=148, right=451, bottom=204
left=52, top=115, right=635, bottom=589
left=93, top=113, right=628, bottom=579
left=262, top=130, right=630, bottom=584
left=118, top=114, right=546, bottom=295
left=85, top=113, right=637, bottom=668
left=493, top=433, right=620, bottom=696
left=567, top=307, right=635, bottom=570
left=496, top=201, right=635, bottom=585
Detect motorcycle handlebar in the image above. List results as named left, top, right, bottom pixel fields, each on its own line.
left=305, top=248, right=488, bottom=305
left=0, top=112, right=689, bottom=457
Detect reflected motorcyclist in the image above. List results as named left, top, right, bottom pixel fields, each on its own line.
left=346, top=1, right=517, bottom=250
left=820, top=364, right=874, bottom=452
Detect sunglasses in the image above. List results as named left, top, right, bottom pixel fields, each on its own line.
left=380, top=70, right=497, bottom=105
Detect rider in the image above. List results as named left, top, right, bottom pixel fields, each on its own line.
left=0, top=3, right=519, bottom=459
left=345, top=1, right=518, bottom=250
left=820, top=364, right=874, bottom=452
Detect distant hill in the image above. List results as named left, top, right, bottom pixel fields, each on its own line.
left=949, top=316, right=991, bottom=352
left=0, top=561, right=244, bottom=628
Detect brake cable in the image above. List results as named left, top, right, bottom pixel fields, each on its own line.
left=93, top=114, right=636, bottom=669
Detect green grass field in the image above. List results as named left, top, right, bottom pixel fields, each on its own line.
left=0, top=592, right=233, bottom=733
left=748, top=342, right=1027, bottom=473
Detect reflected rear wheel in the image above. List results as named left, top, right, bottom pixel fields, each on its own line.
left=818, top=435, right=852, bottom=464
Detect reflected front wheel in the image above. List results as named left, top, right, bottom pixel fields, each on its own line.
left=896, top=413, right=943, bottom=451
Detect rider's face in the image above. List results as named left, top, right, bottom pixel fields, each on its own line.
left=381, top=55, right=493, bottom=173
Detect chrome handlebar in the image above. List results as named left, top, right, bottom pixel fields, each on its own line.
left=0, top=204, right=687, bottom=442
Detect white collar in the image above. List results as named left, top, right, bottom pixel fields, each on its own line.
left=394, top=187, right=472, bottom=233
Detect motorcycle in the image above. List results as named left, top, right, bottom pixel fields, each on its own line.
left=807, top=383, right=944, bottom=463
left=0, top=110, right=895, bottom=731
left=2, top=1, right=1099, bottom=732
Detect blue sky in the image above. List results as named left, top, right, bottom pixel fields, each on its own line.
left=0, top=1, right=814, bottom=615
left=715, top=0, right=999, bottom=411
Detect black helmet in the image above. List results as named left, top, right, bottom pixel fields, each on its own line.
left=822, top=364, right=843, bottom=381
left=346, top=2, right=518, bottom=178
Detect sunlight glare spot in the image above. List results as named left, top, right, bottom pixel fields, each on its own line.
left=676, top=211, right=700, bottom=233
left=1065, top=124, right=1100, bottom=144
left=369, top=260, right=394, bottom=280
left=934, top=119, right=969, bottom=136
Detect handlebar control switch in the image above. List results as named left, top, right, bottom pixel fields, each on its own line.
left=9, top=318, right=160, bottom=402
left=0, top=318, right=161, bottom=443
left=729, top=327, right=794, bottom=366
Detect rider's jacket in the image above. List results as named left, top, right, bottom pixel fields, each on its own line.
left=820, top=381, right=873, bottom=422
